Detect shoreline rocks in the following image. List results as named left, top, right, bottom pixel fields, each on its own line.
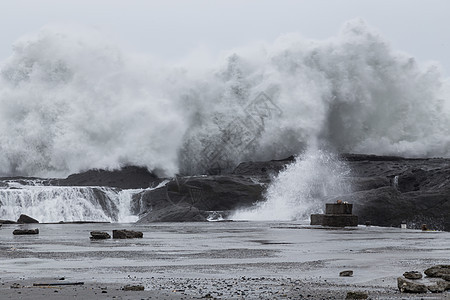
left=13, top=228, right=39, bottom=235
left=398, top=265, right=450, bottom=294
left=90, top=231, right=111, bottom=240
left=112, top=229, right=143, bottom=239
left=424, top=265, right=450, bottom=279
left=17, top=214, right=39, bottom=224
left=403, top=271, right=422, bottom=280
left=397, top=277, right=428, bottom=293
left=339, top=270, right=354, bottom=277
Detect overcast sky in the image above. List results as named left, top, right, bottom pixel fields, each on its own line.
left=0, top=0, right=449, bottom=75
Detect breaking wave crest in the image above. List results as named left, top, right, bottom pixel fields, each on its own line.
left=0, top=19, right=449, bottom=177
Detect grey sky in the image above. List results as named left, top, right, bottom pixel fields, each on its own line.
left=0, top=0, right=449, bottom=75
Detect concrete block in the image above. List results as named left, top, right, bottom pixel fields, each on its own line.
left=326, top=203, right=353, bottom=215
left=310, top=214, right=324, bottom=225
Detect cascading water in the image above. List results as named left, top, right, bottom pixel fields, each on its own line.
left=232, top=149, right=352, bottom=221
left=0, top=181, right=141, bottom=223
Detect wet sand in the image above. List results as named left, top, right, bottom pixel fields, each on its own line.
left=0, top=222, right=449, bottom=299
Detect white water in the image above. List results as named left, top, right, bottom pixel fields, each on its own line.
left=0, top=184, right=139, bottom=223
left=0, top=19, right=449, bottom=177
left=1, top=19, right=450, bottom=222
left=232, top=149, right=352, bottom=221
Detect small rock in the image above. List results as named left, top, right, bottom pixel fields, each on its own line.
left=424, top=265, right=450, bottom=279
left=10, top=283, right=22, bottom=289
left=397, top=277, right=428, bottom=293
left=13, top=228, right=39, bottom=235
left=345, top=291, right=368, bottom=299
left=17, top=214, right=39, bottom=224
left=90, top=231, right=111, bottom=240
left=427, top=280, right=449, bottom=293
left=340, top=270, right=353, bottom=277
left=403, top=271, right=422, bottom=280
left=122, top=285, right=144, bottom=291
left=113, top=229, right=143, bottom=239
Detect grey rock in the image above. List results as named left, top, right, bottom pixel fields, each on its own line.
left=427, top=280, right=449, bottom=293
left=13, top=228, right=39, bottom=235
left=122, top=285, right=144, bottom=291
left=112, top=229, right=143, bottom=239
left=403, top=271, right=422, bottom=280
left=424, top=265, right=450, bottom=279
left=397, top=277, right=428, bottom=293
left=17, top=214, right=39, bottom=224
left=345, top=291, right=368, bottom=299
left=340, top=270, right=353, bottom=277
left=90, top=231, right=111, bottom=240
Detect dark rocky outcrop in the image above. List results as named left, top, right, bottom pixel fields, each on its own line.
left=1, top=153, right=449, bottom=227
left=112, top=229, right=143, bottom=239
left=90, top=231, right=111, bottom=240
left=55, top=166, right=161, bottom=189
left=13, top=228, right=39, bottom=235
left=0, top=220, right=17, bottom=224
left=335, top=154, right=450, bottom=231
left=17, top=214, right=39, bottom=224
left=133, top=175, right=264, bottom=223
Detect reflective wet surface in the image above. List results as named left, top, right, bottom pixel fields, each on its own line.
left=1, top=221, right=449, bottom=290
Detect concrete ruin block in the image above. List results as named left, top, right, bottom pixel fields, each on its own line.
left=311, top=203, right=358, bottom=227
left=310, top=214, right=324, bottom=225
left=322, top=215, right=358, bottom=227
left=326, top=203, right=353, bottom=215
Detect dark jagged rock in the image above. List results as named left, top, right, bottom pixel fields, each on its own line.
left=55, top=166, right=161, bottom=189
left=112, top=229, right=143, bottom=239
left=17, top=214, right=39, bottom=224
left=90, top=231, right=111, bottom=240
left=13, top=228, right=39, bottom=235
left=229, top=154, right=450, bottom=231
left=134, top=175, right=264, bottom=223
